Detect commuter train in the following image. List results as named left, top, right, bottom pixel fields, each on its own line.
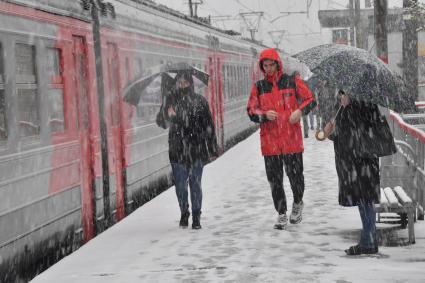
left=0, top=0, right=307, bottom=280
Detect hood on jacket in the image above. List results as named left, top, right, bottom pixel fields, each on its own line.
left=259, top=48, right=284, bottom=77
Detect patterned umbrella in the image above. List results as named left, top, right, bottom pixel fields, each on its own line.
left=293, top=44, right=415, bottom=113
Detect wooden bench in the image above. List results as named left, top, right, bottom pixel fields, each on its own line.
left=376, top=186, right=415, bottom=244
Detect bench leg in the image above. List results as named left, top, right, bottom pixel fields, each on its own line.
left=408, top=210, right=416, bottom=244
left=418, top=204, right=424, bottom=221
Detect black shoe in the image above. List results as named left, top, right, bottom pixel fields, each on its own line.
left=192, top=215, right=202, bottom=229
left=345, top=244, right=378, bottom=255
left=179, top=212, right=190, bottom=228
left=304, top=134, right=308, bottom=138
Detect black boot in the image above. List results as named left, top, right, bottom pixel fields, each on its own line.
left=192, top=215, right=201, bottom=229
left=179, top=212, right=190, bottom=228
left=345, top=244, right=378, bottom=255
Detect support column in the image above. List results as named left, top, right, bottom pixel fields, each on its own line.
left=374, top=0, right=388, bottom=63
left=403, top=0, right=419, bottom=102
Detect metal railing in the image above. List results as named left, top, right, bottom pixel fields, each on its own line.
left=381, top=111, right=425, bottom=220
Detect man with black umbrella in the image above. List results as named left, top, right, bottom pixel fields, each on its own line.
left=156, top=71, right=218, bottom=230
left=247, top=48, right=316, bottom=230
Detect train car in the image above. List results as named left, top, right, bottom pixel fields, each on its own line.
left=0, top=1, right=101, bottom=281
left=0, top=0, right=307, bottom=281
left=105, top=0, right=263, bottom=221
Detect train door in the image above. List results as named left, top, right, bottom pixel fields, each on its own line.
left=208, top=55, right=224, bottom=151
left=72, top=36, right=95, bottom=241
left=105, top=43, right=125, bottom=221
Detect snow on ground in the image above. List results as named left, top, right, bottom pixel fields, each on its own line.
left=31, top=130, right=425, bottom=283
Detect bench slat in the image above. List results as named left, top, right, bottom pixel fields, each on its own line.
left=393, top=186, right=413, bottom=204
left=376, top=186, right=416, bottom=244
left=380, top=188, right=389, bottom=206
left=383, top=187, right=400, bottom=208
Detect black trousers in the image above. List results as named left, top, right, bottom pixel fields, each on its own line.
left=264, top=153, right=305, bottom=214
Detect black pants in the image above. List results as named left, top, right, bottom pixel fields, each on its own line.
left=264, top=153, right=305, bottom=214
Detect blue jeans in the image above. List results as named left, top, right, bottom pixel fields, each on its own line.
left=171, top=160, right=204, bottom=217
left=358, top=202, right=377, bottom=248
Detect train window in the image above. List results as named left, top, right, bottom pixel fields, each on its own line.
left=225, top=65, right=230, bottom=101
left=249, top=66, right=253, bottom=83
left=47, top=89, right=64, bottom=132
left=226, top=65, right=230, bottom=99
left=15, top=43, right=39, bottom=137
left=221, top=65, right=226, bottom=100
left=227, top=65, right=231, bottom=100
left=46, top=48, right=61, bottom=80
left=231, top=66, right=236, bottom=99
left=237, top=66, right=242, bottom=97
left=46, top=48, right=64, bottom=133
left=0, top=90, right=5, bottom=140
left=0, top=44, right=3, bottom=83
left=226, top=65, right=230, bottom=100
left=135, top=57, right=143, bottom=77
left=244, top=67, right=249, bottom=96
left=77, top=55, right=89, bottom=130
left=136, top=81, right=161, bottom=124
left=125, top=57, right=130, bottom=82
left=240, top=66, right=244, bottom=96
left=241, top=66, right=245, bottom=97
left=108, top=45, right=120, bottom=127
left=136, top=55, right=161, bottom=124
left=240, top=66, right=245, bottom=98
left=239, top=66, right=246, bottom=97
left=0, top=44, right=5, bottom=140
left=237, top=66, right=241, bottom=97
left=16, top=44, right=36, bottom=83
left=17, top=88, right=39, bottom=137
left=144, top=57, right=155, bottom=76
left=193, top=61, right=206, bottom=95
left=234, top=66, right=238, bottom=98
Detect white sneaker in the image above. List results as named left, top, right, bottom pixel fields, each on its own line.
left=290, top=201, right=304, bottom=224
left=274, top=213, right=288, bottom=230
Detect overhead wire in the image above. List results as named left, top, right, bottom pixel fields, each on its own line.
left=205, top=0, right=248, bottom=31
left=327, top=0, right=347, bottom=9
left=231, top=0, right=275, bottom=24
left=199, top=0, right=336, bottom=50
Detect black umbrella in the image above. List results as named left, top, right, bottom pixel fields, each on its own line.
left=123, top=62, right=209, bottom=106
left=163, top=62, right=209, bottom=85
left=293, top=44, right=415, bottom=113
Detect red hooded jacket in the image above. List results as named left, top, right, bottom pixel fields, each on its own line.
left=247, top=48, right=315, bottom=156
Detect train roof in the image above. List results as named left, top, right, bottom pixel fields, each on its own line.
left=3, top=0, right=268, bottom=55
left=4, top=0, right=91, bottom=21
left=114, top=0, right=268, bottom=50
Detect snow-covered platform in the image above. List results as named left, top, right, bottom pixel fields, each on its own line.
left=31, top=130, right=425, bottom=283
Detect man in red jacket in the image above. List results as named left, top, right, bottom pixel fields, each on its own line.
left=247, top=48, right=316, bottom=229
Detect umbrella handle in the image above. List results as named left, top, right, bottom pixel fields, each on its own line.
left=315, top=129, right=327, bottom=141
left=315, top=105, right=343, bottom=141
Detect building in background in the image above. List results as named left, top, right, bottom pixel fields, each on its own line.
left=332, top=28, right=350, bottom=45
